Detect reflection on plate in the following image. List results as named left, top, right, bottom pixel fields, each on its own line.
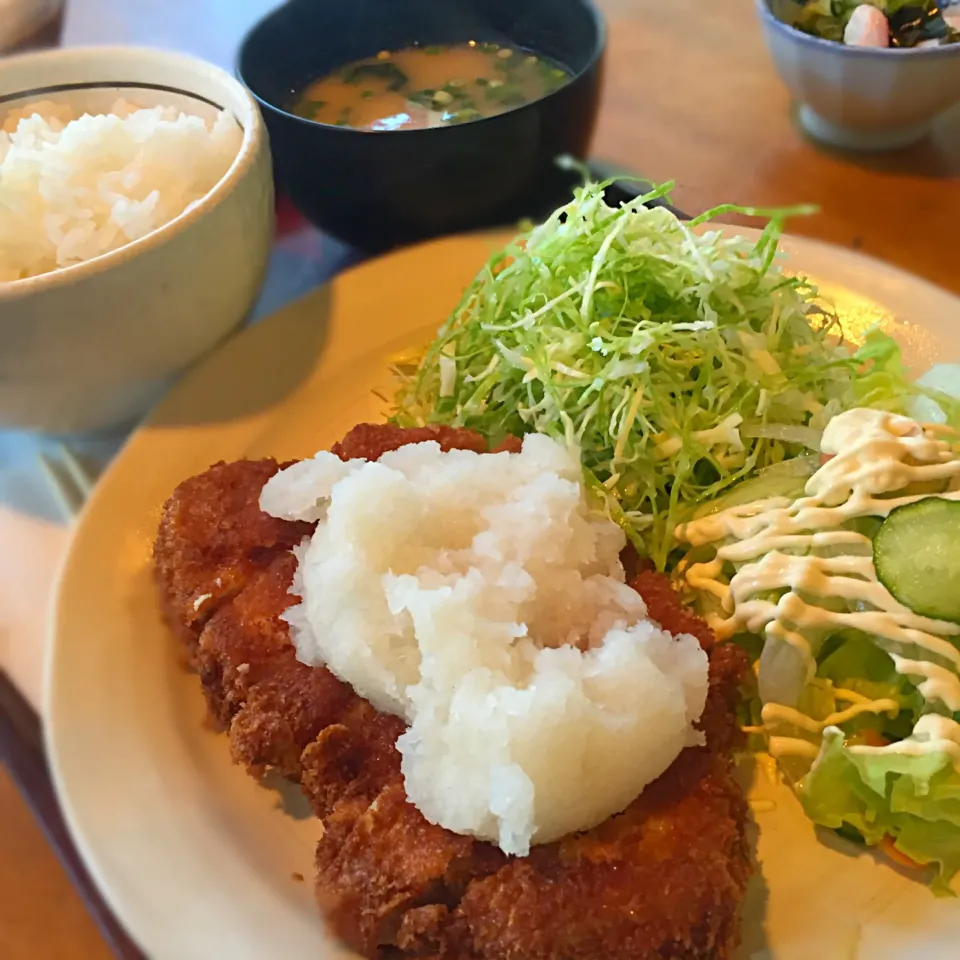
left=45, top=229, right=960, bottom=960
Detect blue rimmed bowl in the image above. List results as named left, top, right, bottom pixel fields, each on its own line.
left=757, top=0, right=960, bottom=151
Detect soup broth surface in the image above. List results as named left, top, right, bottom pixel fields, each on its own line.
left=293, top=42, right=572, bottom=130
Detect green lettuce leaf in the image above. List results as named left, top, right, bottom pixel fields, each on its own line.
left=911, top=364, right=960, bottom=425
left=817, top=633, right=923, bottom=740
left=798, top=726, right=960, bottom=894
left=853, top=329, right=960, bottom=427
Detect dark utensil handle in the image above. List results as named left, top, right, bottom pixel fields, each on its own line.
left=0, top=672, right=145, bottom=960
left=601, top=179, right=690, bottom=220
left=585, top=160, right=690, bottom=220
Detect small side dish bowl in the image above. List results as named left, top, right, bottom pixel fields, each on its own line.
left=0, top=45, right=273, bottom=435
left=757, top=0, right=960, bottom=151
left=238, top=0, right=605, bottom=252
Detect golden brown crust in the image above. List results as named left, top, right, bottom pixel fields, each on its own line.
left=194, top=552, right=360, bottom=778
left=313, top=783, right=508, bottom=956
left=153, top=424, right=753, bottom=960
left=153, top=458, right=313, bottom=656
left=331, top=423, right=488, bottom=461
left=300, top=706, right=406, bottom=819
left=307, top=639, right=749, bottom=960
left=450, top=747, right=749, bottom=960
left=629, top=569, right=717, bottom=653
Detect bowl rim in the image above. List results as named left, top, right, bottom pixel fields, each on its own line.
left=236, top=0, right=607, bottom=134
left=0, top=45, right=266, bottom=301
left=756, top=0, right=960, bottom=59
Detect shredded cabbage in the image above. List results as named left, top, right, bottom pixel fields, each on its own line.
left=393, top=181, right=928, bottom=568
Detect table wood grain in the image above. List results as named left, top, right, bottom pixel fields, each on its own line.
left=0, top=672, right=144, bottom=960
left=593, top=0, right=960, bottom=295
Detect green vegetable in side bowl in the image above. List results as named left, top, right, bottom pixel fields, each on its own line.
left=773, top=0, right=960, bottom=48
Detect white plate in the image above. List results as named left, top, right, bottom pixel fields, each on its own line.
left=45, top=229, right=960, bottom=960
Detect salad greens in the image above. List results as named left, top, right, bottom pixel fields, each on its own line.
left=677, top=399, right=960, bottom=891
left=777, top=0, right=960, bottom=47
left=858, top=333, right=960, bottom=423
left=393, top=180, right=929, bottom=569
left=801, top=728, right=960, bottom=893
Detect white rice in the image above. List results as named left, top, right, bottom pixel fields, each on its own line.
left=0, top=99, right=242, bottom=282
left=261, top=435, right=709, bottom=856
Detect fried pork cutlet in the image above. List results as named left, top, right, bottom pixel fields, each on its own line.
left=448, top=644, right=750, bottom=960
left=154, top=423, right=752, bottom=960
left=303, top=616, right=748, bottom=960
left=153, top=458, right=314, bottom=656
left=154, top=425, right=487, bottom=778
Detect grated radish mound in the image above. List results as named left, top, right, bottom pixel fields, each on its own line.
left=0, top=99, right=242, bottom=282
left=261, top=434, right=709, bottom=855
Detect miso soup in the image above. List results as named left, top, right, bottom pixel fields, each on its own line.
left=292, top=42, right=572, bottom=131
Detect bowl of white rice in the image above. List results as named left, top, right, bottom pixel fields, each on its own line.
left=0, top=45, right=273, bottom=434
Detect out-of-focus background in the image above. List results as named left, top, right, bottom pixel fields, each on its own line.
left=3, top=0, right=957, bottom=287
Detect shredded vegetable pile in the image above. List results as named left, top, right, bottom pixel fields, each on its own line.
left=393, top=181, right=914, bottom=568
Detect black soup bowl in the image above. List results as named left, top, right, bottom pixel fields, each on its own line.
left=238, top=0, right=605, bottom=252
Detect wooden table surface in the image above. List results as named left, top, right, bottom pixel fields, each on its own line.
left=3, top=0, right=959, bottom=957
left=595, top=0, right=960, bottom=295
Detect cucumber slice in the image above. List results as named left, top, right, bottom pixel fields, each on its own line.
left=874, top=498, right=960, bottom=624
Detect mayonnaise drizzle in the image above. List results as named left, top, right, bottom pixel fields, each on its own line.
left=678, top=408, right=960, bottom=766
left=770, top=736, right=820, bottom=760
left=845, top=714, right=960, bottom=765
left=761, top=699, right=900, bottom=735
left=890, top=655, right=960, bottom=713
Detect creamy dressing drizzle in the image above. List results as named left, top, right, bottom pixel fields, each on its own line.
left=761, top=698, right=900, bottom=735
left=843, top=714, right=960, bottom=765
left=677, top=408, right=960, bottom=767
left=769, top=736, right=820, bottom=760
